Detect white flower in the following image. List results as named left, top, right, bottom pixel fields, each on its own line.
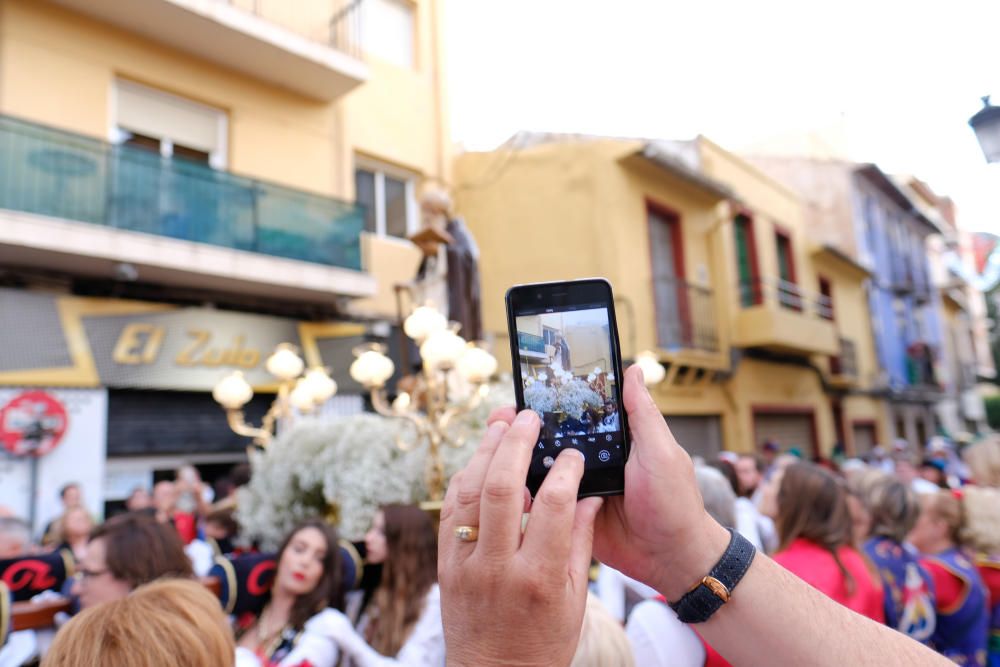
left=236, top=380, right=517, bottom=545
left=593, top=367, right=602, bottom=375
left=524, top=382, right=557, bottom=413
left=556, top=379, right=603, bottom=420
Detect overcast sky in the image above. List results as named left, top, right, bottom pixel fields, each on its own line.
left=444, top=0, right=1000, bottom=233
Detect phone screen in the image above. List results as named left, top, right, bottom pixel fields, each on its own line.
left=506, top=279, right=628, bottom=497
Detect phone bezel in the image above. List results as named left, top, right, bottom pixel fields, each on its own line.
left=505, top=278, right=630, bottom=498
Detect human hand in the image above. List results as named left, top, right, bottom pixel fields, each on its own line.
left=438, top=411, right=603, bottom=667
left=484, top=366, right=729, bottom=601
left=592, top=365, right=729, bottom=599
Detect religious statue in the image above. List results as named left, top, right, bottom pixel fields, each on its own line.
left=409, top=188, right=483, bottom=341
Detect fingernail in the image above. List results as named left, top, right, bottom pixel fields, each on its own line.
left=515, top=409, right=539, bottom=427
left=635, top=366, right=645, bottom=386
left=489, top=421, right=509, bottom=436
left=559, top=448, right=585, bottom=462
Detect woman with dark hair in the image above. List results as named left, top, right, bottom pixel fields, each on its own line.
left=306, top=504, right=443, bottom=666
left=71, top=512, right=193, bottom=610
left=234, top=518, right=346, bottom=667
left=771, top=462, right=884, bottom=622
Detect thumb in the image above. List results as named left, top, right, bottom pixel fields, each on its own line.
left=623, top=365, right=673, bottom=447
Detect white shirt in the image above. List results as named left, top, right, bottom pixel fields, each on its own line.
left=594, top=564, right=659, bottom=623
left=306, top=585, right=445, bottom=667
left=626, top=599, right=705, bottom=667
left=734, top=497, right=765, bottom=552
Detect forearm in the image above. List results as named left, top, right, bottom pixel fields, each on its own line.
left=681, top=546, right=949, bottom=665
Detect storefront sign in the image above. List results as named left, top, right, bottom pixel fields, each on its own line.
left=0, top=288, right=366, bottom=393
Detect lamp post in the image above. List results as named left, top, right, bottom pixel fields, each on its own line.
left=633, top=350, right=667, bottom=386
left=969, top=96, right=1000, bottom=164
left=212, top=343, right=338, bottom=447
left=349, top=304, right=498, bottom=501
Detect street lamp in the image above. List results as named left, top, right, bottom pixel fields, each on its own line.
left=633, top=350, right=667, bottom=386
left=969, top=96, right=1000, bottom=163
left=349, top=304, right=498, bottom=501
left=212, top=343, right=337, bottom=447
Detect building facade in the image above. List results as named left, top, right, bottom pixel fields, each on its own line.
left=454, top=135, right=886, bottom=459
left=0, top=0, right=448, bottom=529
left=747, top=156, right=968, bottom=448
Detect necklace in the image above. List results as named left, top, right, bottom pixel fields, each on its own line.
left=256, top=605, right=286, bottom=645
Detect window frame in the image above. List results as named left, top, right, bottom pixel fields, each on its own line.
left=109, top=80, right=228, bottom=169
left=354, top=157, right=419, bottom=240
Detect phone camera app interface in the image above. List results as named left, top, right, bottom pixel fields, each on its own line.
left=516, top=306, right=622, bottom=470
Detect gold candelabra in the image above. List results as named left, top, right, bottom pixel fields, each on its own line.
left=212, top=343, right=338, bottom=447
left=349, top=305, right=498, bottom=501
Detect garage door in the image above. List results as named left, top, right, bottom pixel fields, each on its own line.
left=852, top=423, right=877, bottom=457
left=753, top=411, right=815, bottom=459
left=665, top=415, right=723, bottom=461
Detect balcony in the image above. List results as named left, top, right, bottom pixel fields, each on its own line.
left=654, top=278, right=719, bottom=353
left=49, top=0, right=368, bottom=101
left=0, top=114, right=374, bottom=300
left=905, top=342, right=940, bottom=389
left=517, top=332, right=548, bottom=362
left=829, top=337, right=859, bottom=387
left=732, top=278, right=838, bottom=356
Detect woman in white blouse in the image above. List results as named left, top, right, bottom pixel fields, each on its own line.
left=305, top=504, right=444, bottom=666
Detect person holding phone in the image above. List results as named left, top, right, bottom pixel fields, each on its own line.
left=438, top=364, right=952, bottom=667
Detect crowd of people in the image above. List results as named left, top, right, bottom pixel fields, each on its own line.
left=1, top=371, right=999, bottom=666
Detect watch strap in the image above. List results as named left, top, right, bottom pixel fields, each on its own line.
left=668, top=528, right=756, bottom=623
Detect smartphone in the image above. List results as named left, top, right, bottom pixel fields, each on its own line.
left=506, top=278, right=629, bottom=498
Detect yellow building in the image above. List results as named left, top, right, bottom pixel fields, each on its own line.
left=0, top=0, right=447, bottom=523
left=454, top=134, right=888, bottom=458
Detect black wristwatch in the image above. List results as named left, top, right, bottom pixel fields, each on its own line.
left=669, top=528, right=756, bottom=624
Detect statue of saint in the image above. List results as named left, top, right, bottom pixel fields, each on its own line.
left=410, top=188, right=483, bottom=341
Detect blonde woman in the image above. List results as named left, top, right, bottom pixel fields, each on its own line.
left=571, top=593, right=635, bottom=667
left=43, top=579, right=234, bottom=667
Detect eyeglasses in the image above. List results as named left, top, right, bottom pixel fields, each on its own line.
left=76, top=568, right=110, bottom=581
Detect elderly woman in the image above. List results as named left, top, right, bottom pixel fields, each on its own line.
left=859, top=476, right=936, bottom=643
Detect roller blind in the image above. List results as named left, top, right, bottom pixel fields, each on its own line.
left=116, top=81, right=223, bottom=154
left=753, top=412, right=815, bottom=459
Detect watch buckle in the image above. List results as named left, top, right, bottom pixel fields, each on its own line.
left=701, top=576, right=731, bottom=603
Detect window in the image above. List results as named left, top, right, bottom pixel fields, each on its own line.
left=361, top=0, right=415, bottom=68
left=354, top=162, right=417, bottom=238
left=817, top=276, right=834, bottom=320
left=775, top=229, right=800, bottom=310
left=113, top=80, right=227, bottom=168
left=733, top=215, right=760, bottom=306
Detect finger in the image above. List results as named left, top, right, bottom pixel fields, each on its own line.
left=568, top=497, right=603, bottom=590
left=623, top=365, right=681, bottom=454
left=441, top=421, right=510, bottom=535
left=520, top=448, right=586, bottom=572
left=487, top=406, right=517, bottom=427
left=438, top=469, right=464, bottom=567
left=478, top=409, right=539, bottom=559
left=523, top=486, right=533, bottom=515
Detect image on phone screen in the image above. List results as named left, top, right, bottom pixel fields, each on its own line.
left=514, top=305, right=625, bottom=477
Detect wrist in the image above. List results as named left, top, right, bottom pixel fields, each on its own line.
left=655, top=516, right=731, bottom=601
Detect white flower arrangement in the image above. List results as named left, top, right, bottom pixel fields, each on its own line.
left=524, top=380, right=557, bottom=413
left=236, top=378, right=517, bottom=546
left=556, top=378, right=603, bottom=420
